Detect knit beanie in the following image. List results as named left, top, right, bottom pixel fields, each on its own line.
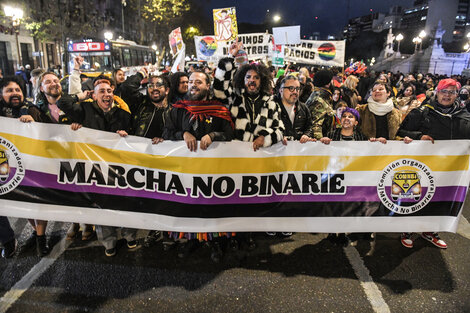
left=313, top=69, right=333, bottom=87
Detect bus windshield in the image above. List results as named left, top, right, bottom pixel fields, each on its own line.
left=67, top=52, right=112, bottom=73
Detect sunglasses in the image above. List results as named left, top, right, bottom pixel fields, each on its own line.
left=148, top=82, right=165, bottom=89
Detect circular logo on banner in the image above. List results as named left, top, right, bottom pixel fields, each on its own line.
left=377, top=159, right=435, bottom=215
left=199, top=37, right=218, bottom=57
left=0, top=136, right=25, bottom=195
left=318, top=43, right=336, bottom=61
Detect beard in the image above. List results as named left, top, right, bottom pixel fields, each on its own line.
left=6, top=95, right=23, bottom=107
left=149, top=90, right=166, bottom=104
left=45, top=85, right=62, bottom=97
left=188, top=87, right=209, bottom=101
left=246, top=81, right=260, bottom=96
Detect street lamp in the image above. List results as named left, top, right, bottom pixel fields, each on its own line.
left=121, top=0, right=127, bottom=36
left=396, top=33, right=404, bottom=55
left=273, top=14, right=281, bottom=22
left=418, top=30, right=426, bottom=51
left=104, top=31, right=113, bottom=41
left=412, top=37, right=422, bottom=53
left=3, top=6, right=23, bottom=67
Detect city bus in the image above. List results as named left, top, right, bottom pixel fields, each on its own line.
left=65, top=38, right=157, bottom=76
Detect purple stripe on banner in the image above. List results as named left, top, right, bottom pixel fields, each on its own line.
left=20, top=169, right=468, bottom=205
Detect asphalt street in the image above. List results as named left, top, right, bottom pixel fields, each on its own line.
left=1, top=199, right=470, bottom=312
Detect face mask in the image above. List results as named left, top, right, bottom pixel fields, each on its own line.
left=460, top=93, right=469, bottom=101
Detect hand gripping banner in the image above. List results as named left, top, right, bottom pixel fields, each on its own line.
left=0, top=117, right=469, bottom=233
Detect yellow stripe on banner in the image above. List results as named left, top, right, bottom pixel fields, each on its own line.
left=1, top=132, right=468, bottom=174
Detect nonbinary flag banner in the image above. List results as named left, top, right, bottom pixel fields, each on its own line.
left=0, top=117, right=469, bottom=233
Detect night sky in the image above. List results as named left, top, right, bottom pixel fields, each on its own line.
left=203, top=0, right=414, bottom=38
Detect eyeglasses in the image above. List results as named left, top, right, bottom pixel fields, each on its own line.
left=148, top=83, right=165, bottom=89
left=439, top=89, right=458, bottom=95
left=282, top=86, right=301, bottom=92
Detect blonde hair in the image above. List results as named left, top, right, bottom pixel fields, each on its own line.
left=299, top=67, right=309, bottom=77
left=343, top=75, right=359, bottom=90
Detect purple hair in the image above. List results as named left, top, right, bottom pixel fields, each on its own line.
left=341, top=107, right=360, bottom=122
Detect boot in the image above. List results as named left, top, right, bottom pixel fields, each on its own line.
left=24, top=230, right=37, bottom=249
left=81, top=224, right=94, bottom=241
left=36, top=235, right=49, bottom=257
left=66, top=223, right=80, bottom=240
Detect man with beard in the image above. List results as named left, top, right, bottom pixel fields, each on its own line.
left=38, top=70, right=95, bottom=242
left=163, top=70, right=234, bottom=262
left=277, top=75, right=314, bottom=142
left=57, top=76, right=135, bottom=257
left=168, top=72, right=189, bottom=104
left=163, top=70, right=233, bottom=151
left=305, top=69, right=337, bottom=139
left=120, top=69, right=170, bottom=143
left=0, top=76, right=51, bottom=257
left=213, top=41, right=285, bottom=250
left=213, top=41, right=285, bottom=152
left=0, top=76, right=39, bottom=121
left=120, top=69, right=172, bottom=248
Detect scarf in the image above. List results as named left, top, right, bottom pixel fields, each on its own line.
left=367, top=97, right=394, bottom=116
left=173, top=100, right=234, bottom=129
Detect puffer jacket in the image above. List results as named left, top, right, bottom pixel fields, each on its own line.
left=397, top=98, right=470, bottom=140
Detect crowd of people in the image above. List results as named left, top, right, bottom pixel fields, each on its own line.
left=1, top=40, right=470, bottom=262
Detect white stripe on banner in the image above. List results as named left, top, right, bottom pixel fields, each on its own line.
left=0, top=200, right=461, bottom=233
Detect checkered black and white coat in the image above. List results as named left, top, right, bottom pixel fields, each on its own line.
left=213, top=57, right=285, bottom=147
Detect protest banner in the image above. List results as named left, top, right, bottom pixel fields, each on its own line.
left=284, top=40, right=346, bottom=67
left=0, top=117, right=468, bottom=233
left=168, top=27, right=184, bottom=56
left=213, top=7, right=238, bottom=42
left=194, top=33, right=273, bottom=62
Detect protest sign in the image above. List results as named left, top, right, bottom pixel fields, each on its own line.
left=169, top=27, right=184, bottom=56
left=194, top=33, right=273, bottom=62
left=284, top=40, right=346, bottom=67
left=213, top=7, right=238, bottom=42
left=272, top=26, right=301, bottom=45
left=1, top=117, right=468, bottom=233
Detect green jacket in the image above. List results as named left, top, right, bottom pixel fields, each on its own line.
left=305, top=87, right=336, bottom=139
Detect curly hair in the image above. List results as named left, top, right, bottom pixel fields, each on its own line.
left=233, top=63, right=273, bottom=95
left=0, top=76, right=26, bottom=97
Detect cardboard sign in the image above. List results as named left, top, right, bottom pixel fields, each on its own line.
left=272, top=26, right=301, bottom=45
left=194, top=33, right=273, bottom=62
left=169, top=27, right=184, bottom=56
left=213, top=7, right=238, bottom=42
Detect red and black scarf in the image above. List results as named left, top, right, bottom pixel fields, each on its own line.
left=172, top=100, right=234, bottom=129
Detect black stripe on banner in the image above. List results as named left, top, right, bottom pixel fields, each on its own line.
left=1, top=186, right=463, bottom=218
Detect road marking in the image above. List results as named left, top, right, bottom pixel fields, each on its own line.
left=344, top=246, right=391, bottom=313
left=0, top=236, right=70, bottom=313
left=457, top=216, right=470, bottom=240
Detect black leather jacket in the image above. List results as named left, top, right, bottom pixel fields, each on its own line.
left=277, top=98, right=313, bottom=140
